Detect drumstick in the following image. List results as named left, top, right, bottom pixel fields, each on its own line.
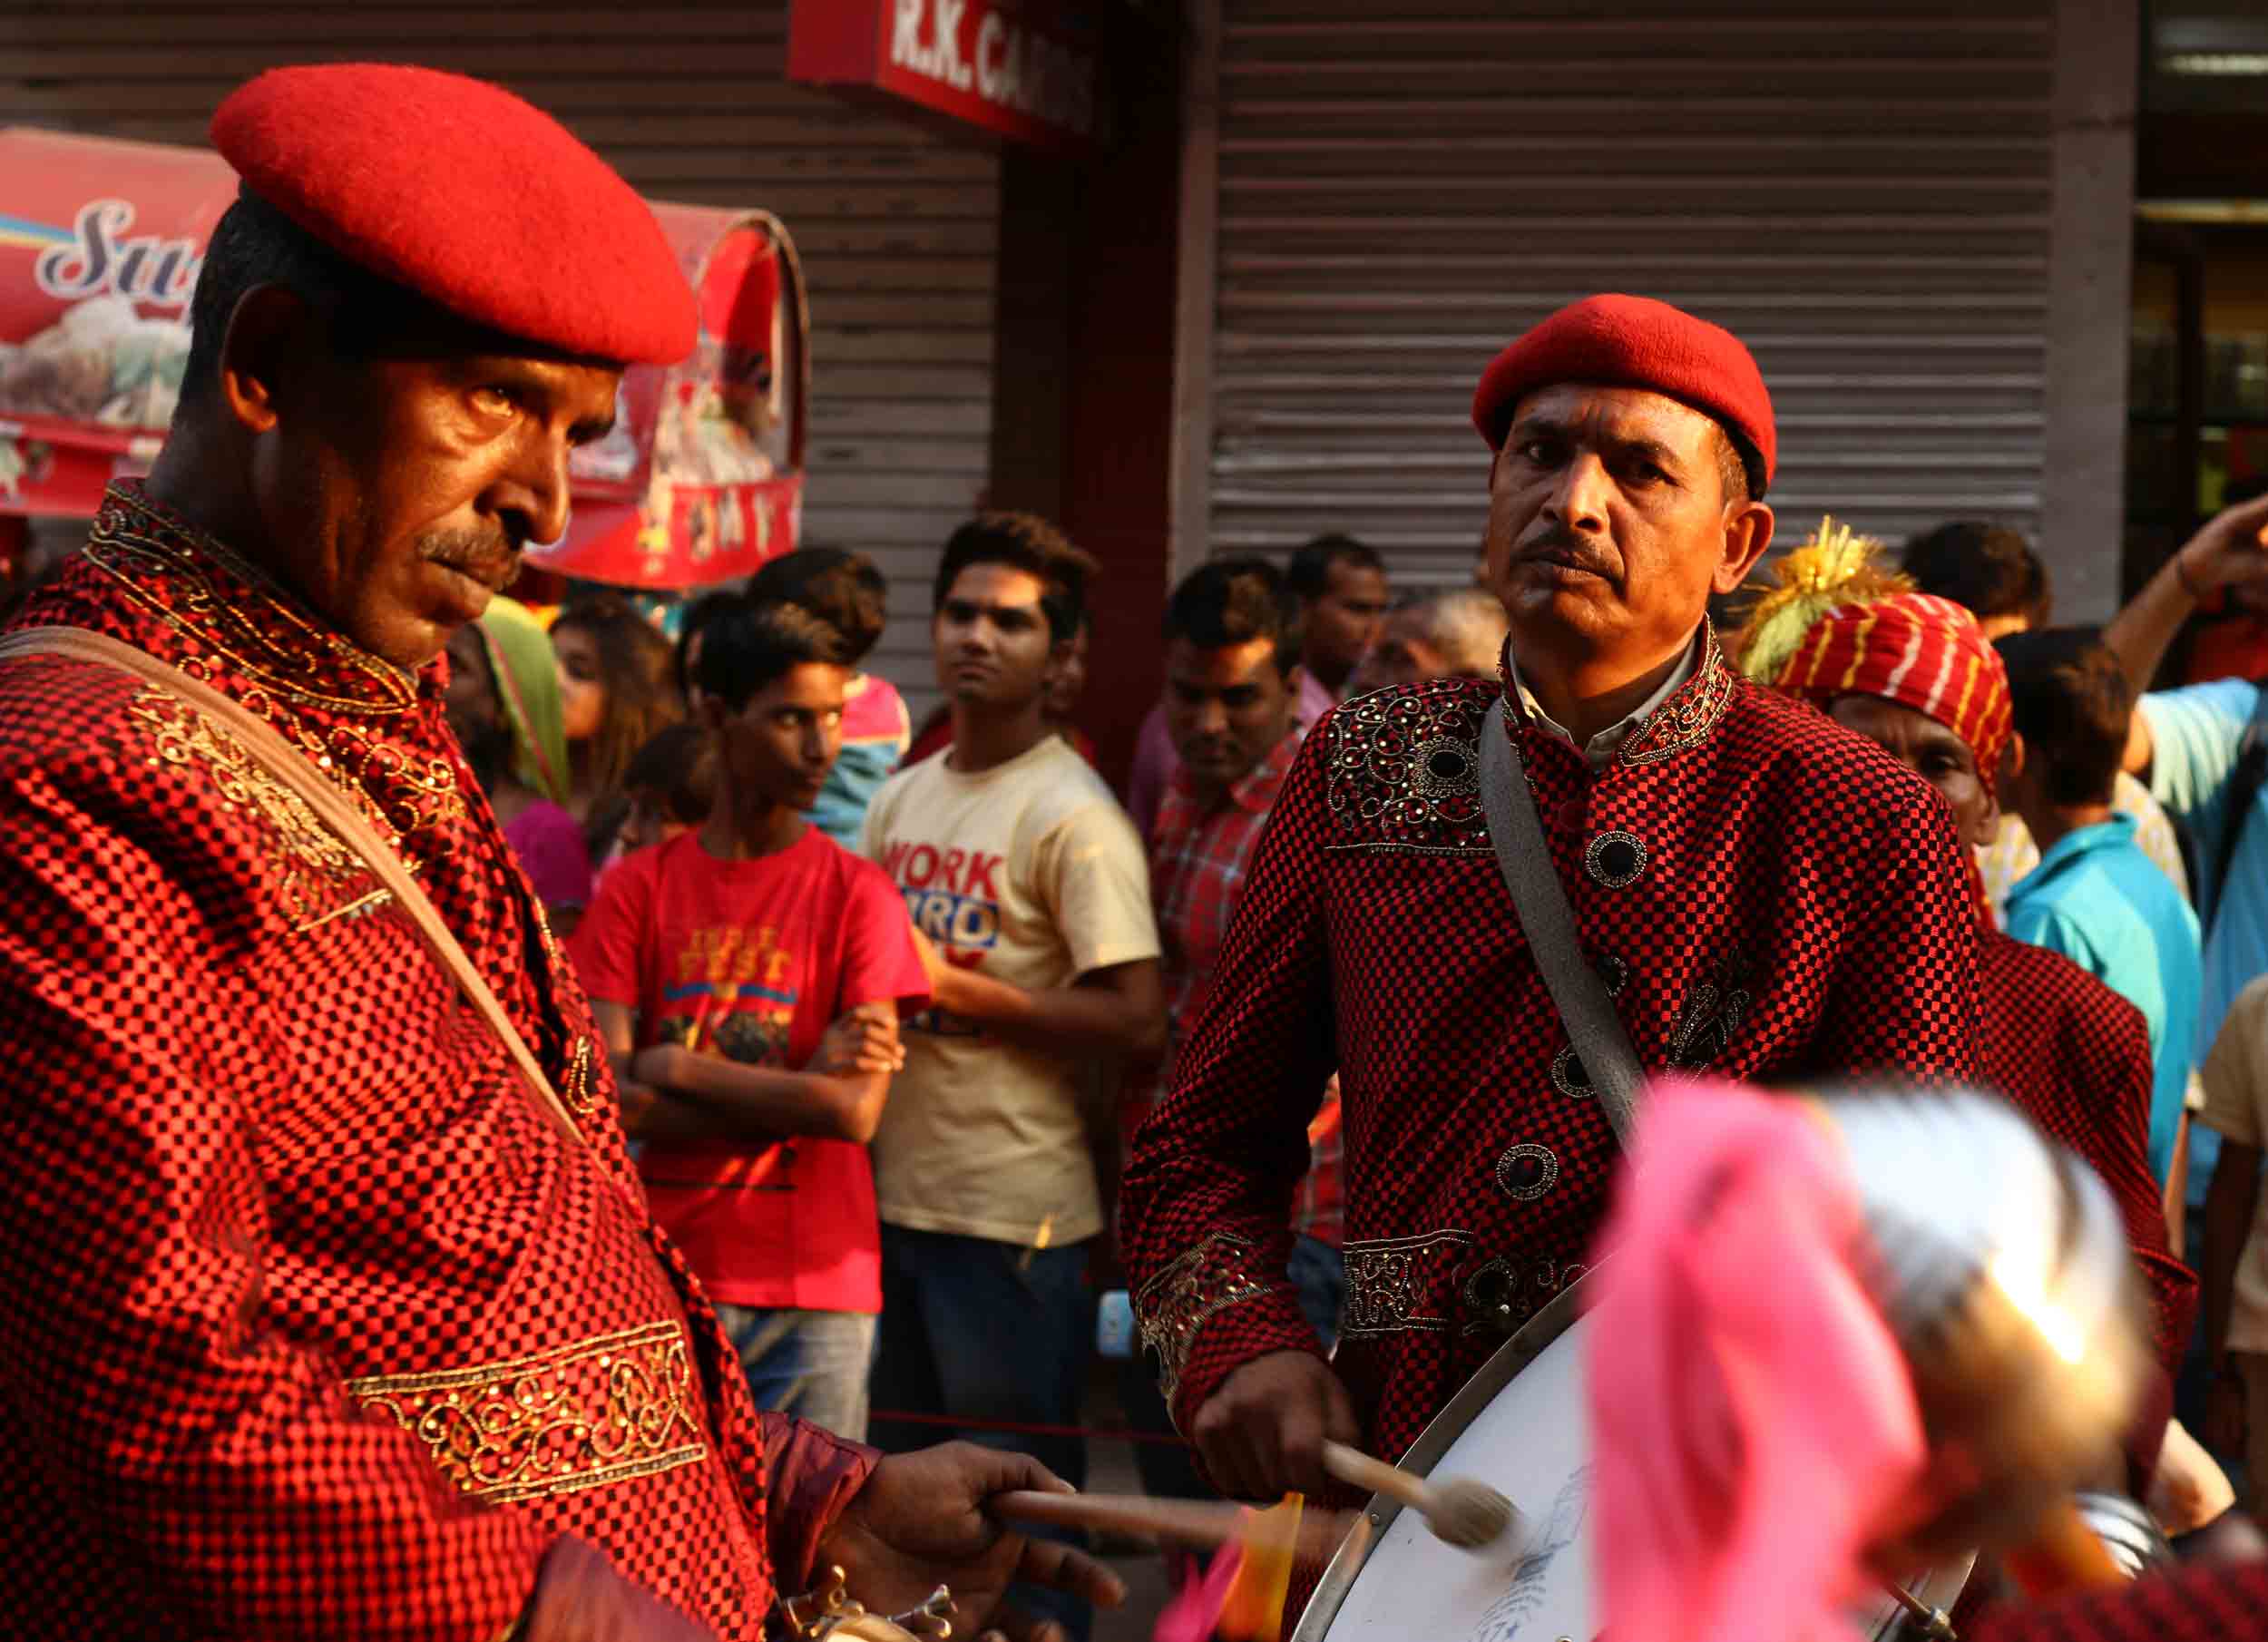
left=991, top=1491, right=1354, bottom=1560
left=992, top=1490, right=1248, bottom=1549
left=1320, top=1440, right=1520, bottom=1551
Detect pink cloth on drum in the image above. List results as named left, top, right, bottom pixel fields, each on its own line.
left=1588, top=1079, right=1927, bottom=1642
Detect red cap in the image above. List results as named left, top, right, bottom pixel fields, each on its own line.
left=1471, top=294, right=1776, bottom=494
left=211, top=64, right=696, bottom=367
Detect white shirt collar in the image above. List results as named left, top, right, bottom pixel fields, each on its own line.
left=1507, top=628, right=1702, bottom=769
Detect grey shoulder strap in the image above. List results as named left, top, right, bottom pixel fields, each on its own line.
left=0, top=625, right=588, bottom=1148
left=1476, top=698, right=1644, bottom=1148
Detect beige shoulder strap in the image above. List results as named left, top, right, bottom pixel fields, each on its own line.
left=1477, top=698, right=1645, bottom=1151
left=0, top=625, right=585, bottom=1146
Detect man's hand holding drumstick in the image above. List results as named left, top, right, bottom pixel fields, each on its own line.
left=1188, top=1349, right=1363, bottom=1501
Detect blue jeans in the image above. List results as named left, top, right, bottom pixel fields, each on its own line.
left=712, top=1305, right=877, bottom=1443
left=1288, top=1234, right=1345, bottom=1353
left=871, top=1226, right=1094, bottom=1638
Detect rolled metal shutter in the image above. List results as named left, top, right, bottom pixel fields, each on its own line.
left=0, top=0, right=999, bottom=717
left=1206, top=2, right=2058, bottom=591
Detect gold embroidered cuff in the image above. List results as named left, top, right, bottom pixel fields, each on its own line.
left=1134, top=1230, right=1273, bottom=1408
left=347, top=1319, right=708, bottom=1505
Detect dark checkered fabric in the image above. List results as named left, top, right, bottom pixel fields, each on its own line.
left=1979, top=933, right=2199, bottom=1383
left=1972, top=1562, right=2268, bottom=1642
left=0, top=485, right=871, bottom=1638
left=1120, top=630, right=1983, bottom=1469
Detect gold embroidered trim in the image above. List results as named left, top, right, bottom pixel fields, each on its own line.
left=85, top=494, right=470, bottom=857
left=347, top=1320, right=708, bottom=1505
left=562, top=1032, right=598, bottom=1115
left=1341, top=1229, right=1474, bottom=1339
left=126, top=688, right=377, bottom=933
left=1616, top=623, right=1736, bottom=768
left=86, top=501, right=418, bottom=717
left=1136, top=1230, right=1271, bottom=1408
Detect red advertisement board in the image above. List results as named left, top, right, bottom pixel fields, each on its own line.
left=0, top=130, right=235, bottom=515
left=787, top=0, right=1103, bottom=151
left=0, top=128, right=807, bottom=590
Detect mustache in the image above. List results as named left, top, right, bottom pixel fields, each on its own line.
left=1515, top=524, right=1618, bottom=577
left=419, top=527, right=523, bottom=580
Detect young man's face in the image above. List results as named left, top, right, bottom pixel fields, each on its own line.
left=1303, top=559, right=1390, bottom=687
left=1828, top=693, right=1999, bottom=848
left=709, top=661, right=850, bottom=814
left=933, top=562, right=1060, bottom=714
left=1164, top=635, right=1298, bottom=797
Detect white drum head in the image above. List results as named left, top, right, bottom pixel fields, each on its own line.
left=1295, top=1275, right=1970, bottom=1642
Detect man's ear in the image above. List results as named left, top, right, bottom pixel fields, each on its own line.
left=2002, top=732, right=2026, bottom=789
left=1712, top=500, right=1777, bottom=595
left=216, top=283, right=323, bottom=437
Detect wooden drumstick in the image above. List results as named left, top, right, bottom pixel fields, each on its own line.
left=1320, top=1440, right=1520, bottom=1551
left=991, top=1490, right=1248, bottom=1549
left=991, top=1490, right=1355, bottom=1564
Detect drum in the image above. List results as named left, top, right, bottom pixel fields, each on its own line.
left=1292, top=1276, right=1973, bottom=1642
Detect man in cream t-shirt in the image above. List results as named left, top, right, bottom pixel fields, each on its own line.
left=862, top=513, right=1163, bottom=1637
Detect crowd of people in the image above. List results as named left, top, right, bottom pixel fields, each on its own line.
left=12, top=58, right=2268, bottom=1642
left=435, top=464, right=2268, bottom=1636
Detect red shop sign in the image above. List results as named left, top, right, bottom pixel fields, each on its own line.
left=787, top=0, right=1103, bottom=151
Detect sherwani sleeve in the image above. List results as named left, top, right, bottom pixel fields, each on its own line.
left=1813, top=787, right=1983, bottom=1082
left=0, top=767, right=546, bottom=1637
left=1119, top=730, right=1339, bottom=1434
left=758, top=1412, right=880, bottom=1596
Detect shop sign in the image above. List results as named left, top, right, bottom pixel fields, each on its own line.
left=787, top=0, right=1102, bottom=151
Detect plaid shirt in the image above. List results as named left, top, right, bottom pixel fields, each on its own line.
left=1126, top=728, right=1305, bottom=1153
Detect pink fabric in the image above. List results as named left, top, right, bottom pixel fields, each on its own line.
left=501, top=799, right=595, bottom=910
left=1588, top=1079, right=1927, bottom=1642
left=1153, top=1541, right=1242, bottom=1642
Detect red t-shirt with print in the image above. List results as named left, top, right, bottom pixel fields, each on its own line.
left=572, top=826, right=929, bottom=1312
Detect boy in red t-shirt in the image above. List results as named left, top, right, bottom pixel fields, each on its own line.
left=572, top=598, right=929, bottom=1441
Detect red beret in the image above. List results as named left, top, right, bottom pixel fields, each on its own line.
left=211, top=64, right=695, bottom=367
left=1471, top=294, right=1776, bottom=494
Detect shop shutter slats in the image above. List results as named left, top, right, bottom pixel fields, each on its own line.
left=0, top=0, right=996, bottom=723
left=1206, top=0, right=2059, bottom=591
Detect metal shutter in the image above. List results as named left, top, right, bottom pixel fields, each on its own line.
left=0, top=0, right=999, bottom=718
left=1203, top=0, right=2059, bottom=593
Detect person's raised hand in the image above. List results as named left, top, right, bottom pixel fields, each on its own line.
left=816, top=1442, right=1125, bottom=1642
left=2177, top=491, right=2268, bottom=598
left=1188, top=1348, right=1360, bottom=1500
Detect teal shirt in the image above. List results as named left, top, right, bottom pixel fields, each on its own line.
left=2004, top=812, right=2204, bottom=1183
left=2141, top=679, right=2268, bottom=1210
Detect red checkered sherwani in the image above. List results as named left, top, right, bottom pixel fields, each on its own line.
left=1979, top=930, right=2197, bottom=1381
left=1973, top=1561, right=2268, bottom=1642
left=0, top=486, right=870, bottom=1640
left=1121, top=630, right=1983, bottom=1474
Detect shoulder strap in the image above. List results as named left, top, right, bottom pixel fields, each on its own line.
left=1477, top=699, right=1645, bottom=1149
left=2204, top=685, right=2268, bottom=928
left=0, top=625, right=586, bottom=1147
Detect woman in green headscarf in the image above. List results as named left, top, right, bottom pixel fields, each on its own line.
left=445, top=595, right=595, bottom=930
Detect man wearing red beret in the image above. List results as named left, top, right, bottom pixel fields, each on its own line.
left=0, top=65, right=1116, bottom=1642
left=1119, top=294, right=1983, bottom=1505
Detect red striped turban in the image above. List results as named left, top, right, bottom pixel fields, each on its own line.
left=1773, top=591, right=2013, bottom=800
